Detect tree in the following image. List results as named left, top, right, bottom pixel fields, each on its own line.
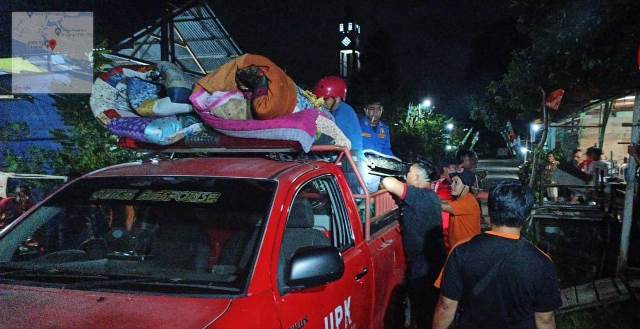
left=0, top=116, right=58, bottom=174
left=49, top=47, right=141, bottom=175
left=1, top=146, right=57, bottom=174
left=391, top=103, right=457, bottom=164
left=48, top=95, right=140, bottom=175
left=475, top=0, right=640, bottom=131
left=0, top=122, right=30, bottom=140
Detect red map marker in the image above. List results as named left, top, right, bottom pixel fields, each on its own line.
left=48, top=39, right=57, bottom=51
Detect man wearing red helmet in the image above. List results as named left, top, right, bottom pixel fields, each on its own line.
left=313, top=76, right=363, bottom=152
left=313, top=76, right=364, bottom=194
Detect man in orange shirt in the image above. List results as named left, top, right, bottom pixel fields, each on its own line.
left=441, top=176, right=481, bottom=250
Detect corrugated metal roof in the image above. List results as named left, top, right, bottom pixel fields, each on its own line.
left=113, top=0, right=242, bottom=75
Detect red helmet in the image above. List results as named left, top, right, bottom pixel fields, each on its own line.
left=313, top=76, right=347, bottom=99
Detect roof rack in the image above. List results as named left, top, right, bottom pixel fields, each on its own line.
left=144, top=146, right=301, bottom=154
left=118, top=135, right=302, bottom=154
left=119, top=136, right=349, bottom=155
left=157, top=146, right=349, bottom=154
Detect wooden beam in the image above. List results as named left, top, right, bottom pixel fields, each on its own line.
left=549, top=125, right=603, bottom=128
left=558, top=277, right=631, bottom=314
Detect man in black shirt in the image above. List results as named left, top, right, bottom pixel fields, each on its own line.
left=433, top=181, right=562, bottom=329
left=382, top=163, right=444, bottom=329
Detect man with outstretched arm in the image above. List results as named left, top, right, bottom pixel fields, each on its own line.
left=382, top=163, right=444, bottom=329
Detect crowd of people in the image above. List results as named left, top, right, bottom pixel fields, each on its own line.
left=543, top=145, right=630, bottom=203
left=310, top=75, right=561, bottom=329
left=379, top=154, right=560, bottom=329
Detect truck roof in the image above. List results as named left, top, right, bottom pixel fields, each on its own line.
left=86, top=157, right=320, bottom=181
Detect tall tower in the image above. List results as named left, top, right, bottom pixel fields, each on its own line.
left=338, top=8, right=361, bottom=80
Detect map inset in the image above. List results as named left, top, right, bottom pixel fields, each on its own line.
left=10, top=12, right=93, bottom=94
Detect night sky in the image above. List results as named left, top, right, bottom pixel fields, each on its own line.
left=1, top=0, right=522, bottom=118
left=210, top=0, right=519, bottom=117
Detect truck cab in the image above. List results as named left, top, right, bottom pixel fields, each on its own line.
left=0, top=145, right=406, bottom=329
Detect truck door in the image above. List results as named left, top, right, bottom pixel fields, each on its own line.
left=274, top=175, right=373, bottom=329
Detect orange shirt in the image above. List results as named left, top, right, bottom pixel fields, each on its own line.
left=447, top=193, right=481, bottom=250
left=196, top=54, right=297, bottom=120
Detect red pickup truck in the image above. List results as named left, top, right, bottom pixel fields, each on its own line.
left=0, top=145, right=407, bottom=329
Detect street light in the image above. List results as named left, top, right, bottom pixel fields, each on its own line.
left=531, top=123, right=541, bottom=133
left=445, top=123, right=454, bottom=131
left=530, top=122, right=541, bottom=146
left=520, top=146, right=529, bottom=162
left=421, top=98, right=432, bottom=108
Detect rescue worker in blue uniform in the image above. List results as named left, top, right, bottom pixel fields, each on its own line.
left=313, top=76, right=364, bottom=193
left=360, top=101, right=394, bottom=157
left=313, top=76, right=363, bottom=152
left=359, top=101, right=395, bottom=192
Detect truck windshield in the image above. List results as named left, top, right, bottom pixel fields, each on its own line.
left=0, top=176, right=276, bottom=295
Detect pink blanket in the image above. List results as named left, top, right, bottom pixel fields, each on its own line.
left=191, top=90, right=319, bottom=152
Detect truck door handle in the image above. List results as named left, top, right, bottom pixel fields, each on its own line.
left=355, top=267, right=369, bottom=281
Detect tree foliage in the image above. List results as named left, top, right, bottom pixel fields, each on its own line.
left=0, top=122, right=30, bottom=140
left=49, top=48, right=140, bottom=175
left=1, top=147, right=56, bottom=174
left=473, top=0, right=640, bottom=132
left=0, top=117, right=56, bottom=174
left=391, top=103, right=457, bottom=163
left=48, top=93, right=140, bottom=175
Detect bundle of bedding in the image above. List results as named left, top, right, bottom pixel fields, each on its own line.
left=89, top=54, right=350, bottom=152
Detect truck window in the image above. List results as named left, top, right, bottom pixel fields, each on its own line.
left=0, top=176, right=276, bottom=295
left=278, top=176, right=355, bottom=291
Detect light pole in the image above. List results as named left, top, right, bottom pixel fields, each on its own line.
left=530, top=122, right=541, bottom=145
left=415, top=98, right=432, bottom=120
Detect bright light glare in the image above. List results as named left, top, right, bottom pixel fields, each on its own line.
left=520, top=147, right=529, bottom=155
left=446, top=123, right=454, bottom=131
left=421, top=98, right=432, bottom=108
left=446, top=145, right=453, bottom=151
left=531, top=123, right=541, bottom=133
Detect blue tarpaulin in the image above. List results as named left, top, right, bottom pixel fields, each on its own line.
left=0, top=75, right=67, bottom=172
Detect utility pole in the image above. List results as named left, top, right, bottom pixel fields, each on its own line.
left=529, top=88, right=547, bottom=189
left=617, top=91, right=640, bottom=275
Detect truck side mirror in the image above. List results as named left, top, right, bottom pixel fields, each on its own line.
left=286, top=246, right=344, bottom=291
